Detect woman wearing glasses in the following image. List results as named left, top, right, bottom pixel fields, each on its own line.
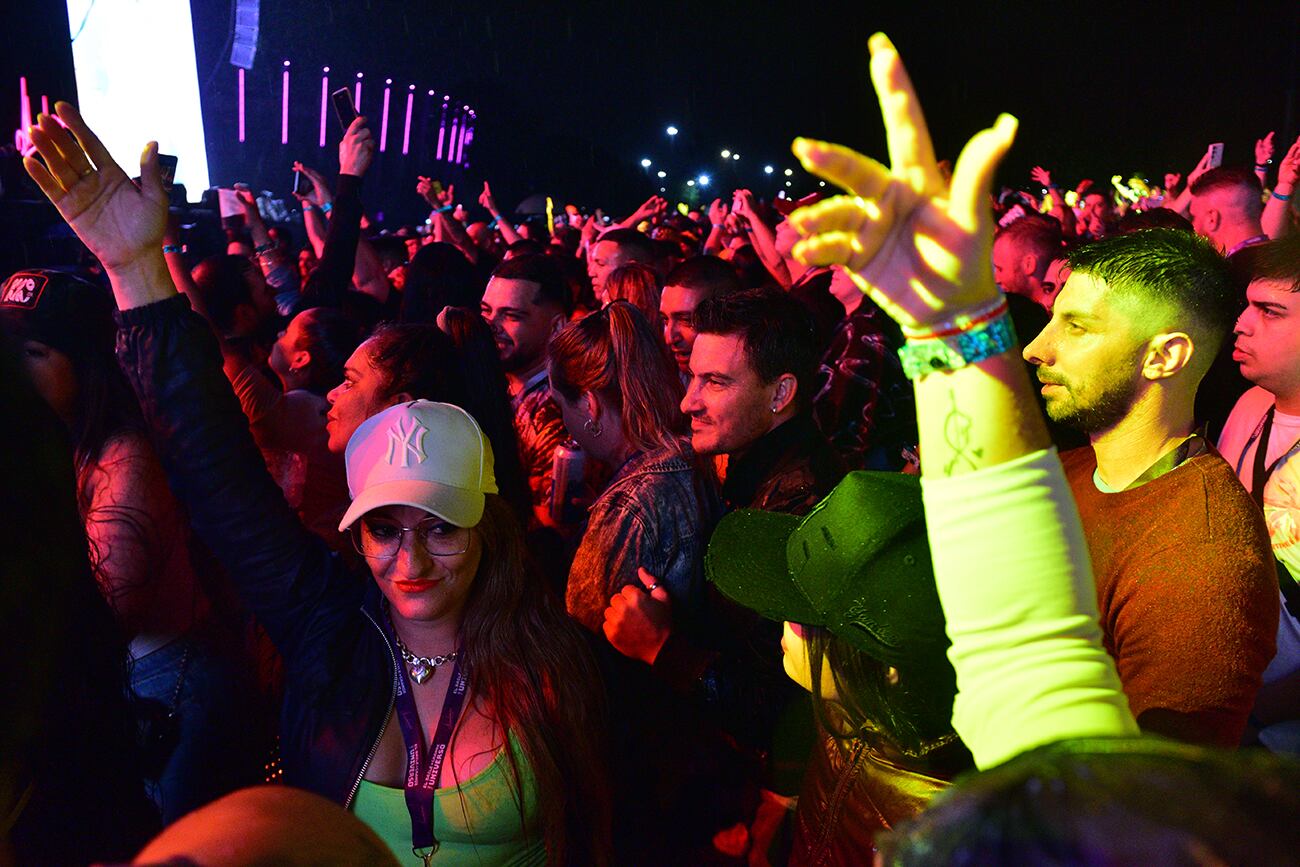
left=23, top=104, right=609, bottom=865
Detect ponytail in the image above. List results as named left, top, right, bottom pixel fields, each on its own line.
left=549, top=301, right=686, bottom=456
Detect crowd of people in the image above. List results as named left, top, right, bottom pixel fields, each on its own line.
left=6, top=30, right=1300, bottom=866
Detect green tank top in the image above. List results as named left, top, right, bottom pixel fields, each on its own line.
left=351, top=733, right=545, bottom=866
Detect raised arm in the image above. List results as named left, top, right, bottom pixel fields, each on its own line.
left=478, top=181, right=521, bottom=247
left=1263, top=135, right=1299, bottom=240
left=788, top=34, right=1136, bottom=768
left=24, top=102, right=355, bottom=653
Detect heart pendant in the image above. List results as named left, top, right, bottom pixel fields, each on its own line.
left=409, top=661, right=432, bottom=684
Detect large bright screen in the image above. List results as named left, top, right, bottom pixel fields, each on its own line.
left=66, top=0, right=210, bottom=195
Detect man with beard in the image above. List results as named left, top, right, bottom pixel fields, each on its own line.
left=480, top=253, right=575, bottom=529
left=1022, top=228, right=1278, bottom=748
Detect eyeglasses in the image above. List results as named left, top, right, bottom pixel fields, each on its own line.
left=351, top=515, right=471, bottom=559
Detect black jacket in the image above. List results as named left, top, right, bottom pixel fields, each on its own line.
left=118, top=293, right=395, bottom=808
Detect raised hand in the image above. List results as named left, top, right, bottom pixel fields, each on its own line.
left=1279, top=136, right=1300, bottom=189
left=1030, top=166, right=1052, bottom=187
left=436, top=183, right=455, bottom=209
left=23, top=102, right=167, bottom=277
left=479, top=180, right=501, bottom=216
left=294, top=161, right=332, bottom=205
left=1164, top=172, right=1181, bottom=191
left=628, top=194, right=666, bottom=225
left=602, top=568, right=673, bottom=665
left=1187, top=147, right=1215, bottom=187
left=1256, top=131, right=1276, bottom=166
left=338, top=116, right=374, bottom=177
left=732, top=188, right=758, bottom=219
left=788, top=33, right=1016, bottom=330
left=707, top=197, right=727, bottom=226
left=416, top=175, right=438, bottom=207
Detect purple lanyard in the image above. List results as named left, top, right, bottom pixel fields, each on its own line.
left=382, top=621, right=468, bottom=865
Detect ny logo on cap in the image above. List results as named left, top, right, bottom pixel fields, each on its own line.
left=385, top=417, right=428, bottom=468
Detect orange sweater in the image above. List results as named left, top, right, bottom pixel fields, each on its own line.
left=1061, top=447, right=1278, bottom=747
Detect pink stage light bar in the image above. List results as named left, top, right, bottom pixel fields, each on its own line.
left=319, top=67, right=329, bottom=147
left=402, top=85, right=414, bottom=155
left=448, top=116, right=459, bottom=162
left=354, top=73, right=362, bottom=112
left=281, top=61, right=290, bottom=144
left=435, top=99, right=448, bottom=160
left=237, top=67, right=245, bottom=142
left=379, top=79, right=391, bottom=152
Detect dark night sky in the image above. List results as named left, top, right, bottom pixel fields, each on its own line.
left=5, top=0, right=1299, bottom=222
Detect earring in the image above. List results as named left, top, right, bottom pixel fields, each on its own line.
left=583, top=418, right=604, bottom=438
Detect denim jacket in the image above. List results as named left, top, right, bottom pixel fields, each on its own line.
left=566, top=442, right=720, bottom=634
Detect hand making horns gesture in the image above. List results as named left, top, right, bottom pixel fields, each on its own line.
left=787, top=33, right=1018, bottom=332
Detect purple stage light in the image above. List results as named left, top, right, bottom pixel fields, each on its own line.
left=436, top=103, right=447, bottom=160
left=354, top=72, right=362, bottom=111
left=379, top=80, right=391, bottom=151
left=281, top=62, right=290, bottom=144
left=402, top=87, right=414, bottom=155
left=237, top=67, right=245, bottom=142
left=455, top=117, right=467, bottom=164
left=319, top=69, right=329, bottom=147
left=448, top=115, right=459, bottom=162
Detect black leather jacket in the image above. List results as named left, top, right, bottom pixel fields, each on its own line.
left=118, top=294, right=396, bottom=808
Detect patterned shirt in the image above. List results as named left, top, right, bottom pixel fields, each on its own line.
left=510, top=368, right=570, bottom=526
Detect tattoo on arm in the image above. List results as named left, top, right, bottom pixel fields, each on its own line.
left=942, top=388, right=983, bottom=475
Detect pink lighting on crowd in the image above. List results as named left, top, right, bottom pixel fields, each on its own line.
left=281, top=61, right=290, bottom=145
left=379, top=79, right=391, bottom=151
left=402, top=85, right=414, bottom=155
left=319, top=67, right=329, bottom=147
left=237, top=67, right=246, bottom=142
left=354, top=72, right=362, bottom=111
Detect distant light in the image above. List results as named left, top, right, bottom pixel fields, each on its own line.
left=283, top=60, right=290, bottom=67
left=784, top=168, right=793, bottom=176
left=698, top=174, right=710, bottom=187
left=409, top=84, right=415, bottom=91
left=464, top=105, right=470, bottom=111
left=720, top=149, right=731, bottom=159
left=444, top=95, right=450, bottom=101
left=660, top=187, right=666, bottom=192
left=785, top=181, right=792, bottom=187
left=731, top=153, right=740, bottom=161
left=357, top=72, right=364, bottom=78
left=385, top=78, right=392, bottom=85
left=428, top=89, right=435, bottom=96
left=657, top=170, right=666, bottom=178
left=640, top=158, right=652, bottom=168
left=323, top=66, right=330, bottom=72
left=687, top=179, right=695, bottom=187
left=819, top=181, right=826, bottom=186
left=666, top=125, right=678, bottom=136
left=764, top=165, right=774, bottom=174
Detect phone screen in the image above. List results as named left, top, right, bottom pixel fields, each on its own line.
left=331, top=88, right=358, bottom=132
left=1207, top=142, right=1224, bottom=170
left=157, top=154, right=178, bottom=192
left=293, top=170, right=313, bottom=197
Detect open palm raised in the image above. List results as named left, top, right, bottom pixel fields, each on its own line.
left=23, top=102, right=169, bottom=275
left=786, top=33, right=1017, bottom=333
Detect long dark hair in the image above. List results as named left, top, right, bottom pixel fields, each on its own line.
left=458, top=494, right=611, bottom=864
left=292, top=307, right=364, bottom=396
left=805, top=627, right=965, bottom=763
left=437, top=307, right=531, bottom=523
left=547, top=300, right=687, bottom=456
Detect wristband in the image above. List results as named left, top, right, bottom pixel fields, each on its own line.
left=711, top=223, right=723, bottom=230
left=902, top=296, right=1008, bottom=340
left=1273, top=190, right=1292, bottom=202
left=1256, top=163, right=1271, bottom=170
left=253, top=241, right=275, bottom=254
left=162, top=244, right=183, bottom=255
left=898, top=312, right=1017, bottom=380
left=437, top=204, right=455, bottom=213
left=320, top=202, right=333, bottom=215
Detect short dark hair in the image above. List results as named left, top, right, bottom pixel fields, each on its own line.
left=491, top=253, right=573, bottom=316
left=596, top=227, right=657, bottom=263
left=1066, top=228, right=1236, bottom=365
left=1245, top=235, right=1300, bottom=293
left=995, top=214, right=1063, bottom=266
left=1190, top=166, right=1264, bottom=219
left=1116, top=208, right=1194, bottom=234
left=665, top=255, right=742, bottom=299
left=693, top=286, right=819, bottom=409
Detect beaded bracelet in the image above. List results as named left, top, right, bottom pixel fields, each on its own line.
left=902, top=296, right=1009, bottom=341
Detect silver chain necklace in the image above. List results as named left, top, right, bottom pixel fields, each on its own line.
left=391, top=631, right=458, bottom=685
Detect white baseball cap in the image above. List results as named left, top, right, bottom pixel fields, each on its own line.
left=338, top=401, right=498, bottom=531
